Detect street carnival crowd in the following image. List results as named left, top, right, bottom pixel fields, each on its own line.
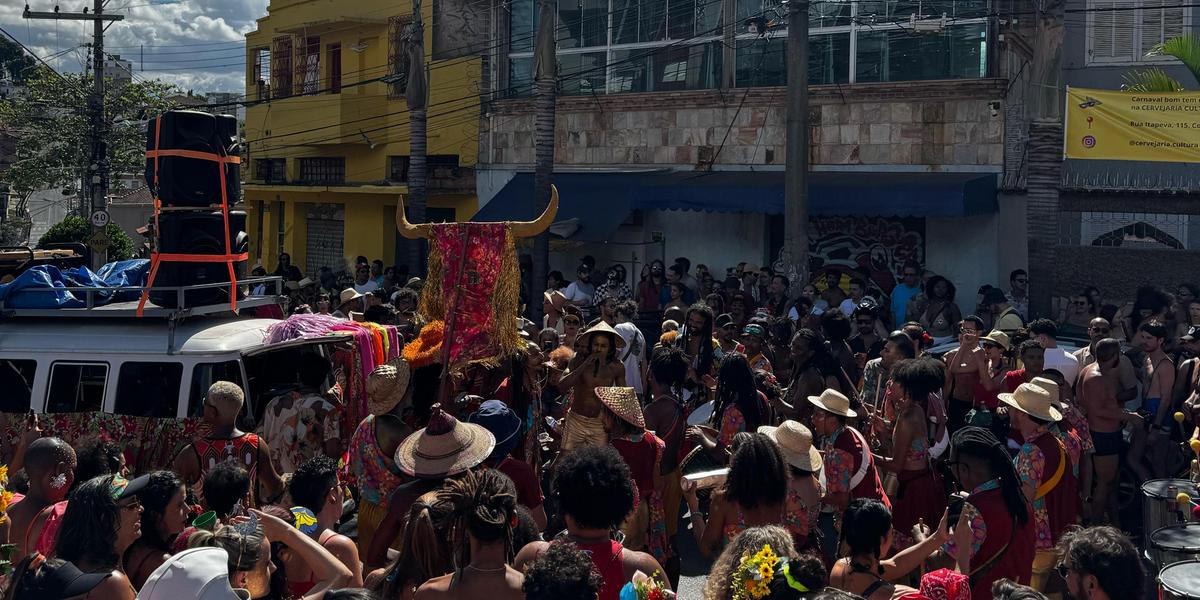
left=12, top=250, right=1200, bottom=600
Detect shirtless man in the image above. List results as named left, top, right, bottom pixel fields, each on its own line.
left=943, top=316, right=987, bottom=433
left=558, top=322, right=626, bottom=450
left=679, top=304, right=717, bottom=400
left=1135, top=321, right=1175, bottom=478
left=9, top=435, right=76, bottom=557
left=1077, top=339, right=1126, bottom=526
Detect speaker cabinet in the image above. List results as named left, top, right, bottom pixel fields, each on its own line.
left=145, top=110, right=240, bottom=208
left=150, top=210, right=248, bottom=308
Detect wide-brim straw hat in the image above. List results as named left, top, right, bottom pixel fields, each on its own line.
left=807, top=388, right=857, bottom=418
left=595, top=386, right=645, bottom=429
left=981, top=330, right=1012, bottom=351
left=395, top=404, right=496, bottom=478
left=543, top=290, right=568, bottom=313
left=367, top=360, right=412, bottom=416
left=339, top=288, right=364, bottom=305
left=999, top=383, right=1063, bottom=422
left=1028, top=376, right=1064, bottom=409
left=759, top=421, right=823, bottom=471
left=578, top=321, right=626, bottom=349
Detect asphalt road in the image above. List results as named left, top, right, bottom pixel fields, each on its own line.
left=675, top=507, right=713, bottom=598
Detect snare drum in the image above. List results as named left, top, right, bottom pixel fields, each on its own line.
left=1143, top=479, right=1199, bottom=547
left=1151, top=525, right=1200, bottom=568
left=1160, top=561, right=1200, bottom=600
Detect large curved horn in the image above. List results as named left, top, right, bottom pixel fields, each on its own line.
left=511, top=184, right=560, bottom=238
left=395, top=195, right=433, bottom=239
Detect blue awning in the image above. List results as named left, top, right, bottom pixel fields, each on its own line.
left=475, top=170, right=997, bottom=237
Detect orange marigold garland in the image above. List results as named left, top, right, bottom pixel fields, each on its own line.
left=403, top=320, right=445, bottom=369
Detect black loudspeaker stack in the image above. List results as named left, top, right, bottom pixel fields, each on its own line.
left=144, top=110, right=247, bottom=308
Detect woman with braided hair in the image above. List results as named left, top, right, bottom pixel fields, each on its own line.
left=943, top=426, right=1035, bottom=600
left=413, top=469, right=524, bottom=600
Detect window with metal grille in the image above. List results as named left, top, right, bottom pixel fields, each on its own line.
left=271, top=36, right=293, bottom=98
left=255, top=158, right=286, bottom=183
left=1060, top=211, right=1197, bottom=249
left=388, top=16, right=412, bottom=98
left=1087, top=0, right=1190, bottom=64
left=299, top=158, right=346, bottom=184
left=327, top=43, right=342, bottom=93
left=296, top=36, right=321, bottom=95
left=252, top=47, right=270, bottom=99
left=389, top=156, right=410, bottom=182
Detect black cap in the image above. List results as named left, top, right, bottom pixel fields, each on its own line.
left=715, top=313, right=734, bottom=328
left=981, top=287, right=1008, bottom=306
left=1183, top=325, right=1200, bottom=342
left=23, top=557, right=112, bottom=600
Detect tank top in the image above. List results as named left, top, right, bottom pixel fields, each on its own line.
left=574, top=539, right=626, bottom=600
left=610, top=432, right=659, bottom=500
left=968, top=486, right=1035, bottom=599
left=193, top=433, right=261, bottom=507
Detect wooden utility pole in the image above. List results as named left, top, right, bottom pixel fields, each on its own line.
left=406, top=0, right=429, bottom=275
left=530, top=0, right=556, bottom=324
left=24, top=2, right=123, bottom=269
left=779, top=0, right=809, bottom=293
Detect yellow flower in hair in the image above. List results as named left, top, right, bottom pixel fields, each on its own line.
left=0, top=465, right=9, bottom=485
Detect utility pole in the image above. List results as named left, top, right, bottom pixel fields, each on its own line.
left=778, top=0, right=809, bottom=294
left=530, top=0, right=556, bottom=324
left=24, top=3, right=123, bottom=269
left=405, top=0, right=428, bottom=275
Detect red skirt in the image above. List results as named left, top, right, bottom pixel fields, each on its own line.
left=892, top=468, right=947, bottom=535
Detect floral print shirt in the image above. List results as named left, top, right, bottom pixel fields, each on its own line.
left=1015, top=433, right=1053, bottom=550
left=1062, top=404, right=1094, bottom=453
left=821, top=429, right=856, bottom=496
left=718, top=404, right=748, bottom=448
left=342, top=415, right=408, bottom=505
left=257, top=391, right=342, bottom=474
left=941, top=479, right=997, bottom=560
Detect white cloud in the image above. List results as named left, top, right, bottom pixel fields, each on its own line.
left=0, top=0, right=268, bottom=93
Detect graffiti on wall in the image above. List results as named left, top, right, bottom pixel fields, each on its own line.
left=808, top=216, right=925, bottom=298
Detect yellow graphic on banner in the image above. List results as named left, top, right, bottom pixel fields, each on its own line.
left=1065, top=86, right=1200, bottom=163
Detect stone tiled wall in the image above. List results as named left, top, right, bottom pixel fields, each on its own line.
left=483, top=79, right=1008, bottom=169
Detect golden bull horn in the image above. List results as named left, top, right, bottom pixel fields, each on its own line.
left=396, top=184, right=560, bottom=239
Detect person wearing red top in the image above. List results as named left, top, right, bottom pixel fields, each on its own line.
left=944, top=427, right=1035, bottom=600
left=514, top=446, right=669, bottom=600
left=1004, top=341, right=1045, bottom=392
left=468, top=400, right=547, bottom=531
left=597, top=386, right=668, bottom=561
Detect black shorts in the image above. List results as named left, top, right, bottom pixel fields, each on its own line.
left=1093, top=430, right=1122, bottom=457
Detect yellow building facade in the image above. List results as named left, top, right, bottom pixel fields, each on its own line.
left=243, top=0, right=480, bottom=277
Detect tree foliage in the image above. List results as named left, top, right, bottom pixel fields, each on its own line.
left=37, top=214, right=135, bottom=261
left=0, top=36, right=39, bottom=84
left=1123, top=33, right=1200, bottom=92
left=0, top=69, right=179, bottom=222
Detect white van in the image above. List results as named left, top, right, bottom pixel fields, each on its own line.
left=0, top=279, right=345, bottom=424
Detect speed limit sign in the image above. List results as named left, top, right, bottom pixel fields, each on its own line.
left=90, top=210, right=110, bottom=228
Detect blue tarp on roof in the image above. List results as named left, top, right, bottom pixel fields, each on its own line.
left=475, top=171, right=998, bottom=233
left=0, top=259, right=149, bottom=309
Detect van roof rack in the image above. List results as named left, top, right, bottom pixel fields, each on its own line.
left=0, top=276, right=287, bottom=319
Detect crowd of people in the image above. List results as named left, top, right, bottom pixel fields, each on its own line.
left=4, top=251, right=1196, bottom=600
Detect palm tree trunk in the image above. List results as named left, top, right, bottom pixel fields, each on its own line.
left=406, top=11, right=428, bottom=274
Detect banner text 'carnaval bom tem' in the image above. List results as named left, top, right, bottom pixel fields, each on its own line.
left=1064, top=86, right=1200, bottom=163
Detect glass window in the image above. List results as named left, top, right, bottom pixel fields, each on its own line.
left=46, top=362, right=107, bottom=413
left=735, top=34, right=848, bottom=87
left=612, top=0, right=640, bottom=44
left=856, top=23, right=986, bottom=83
left=559, top=52, right=607, bottom=95
left=641, top=0, right=667, bottom=42
left=115, top=362, right=183, bottom=418
left=808, top=0, right=853, bottom=28
left=511, top=0, right=535, bottom=53
left=559, top=0, right=608, bottom=48
left=507, top=57, right=534, bottom=97
left=188, top=361, right=244, bottom=418
left=0, top=359, right=36, bottom=413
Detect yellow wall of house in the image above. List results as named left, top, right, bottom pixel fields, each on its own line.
left=245, top=192, right=476, bottom=272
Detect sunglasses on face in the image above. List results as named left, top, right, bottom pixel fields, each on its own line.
left=120, top=498, right=143, bottom=512
left=1090, top=327, right=1110, bottom=333
left=857, top=320, right=874, bottom=326
left=903, top=272, right=918, bottom=277
left=981, top=343, right=998, bottom=350
left=1072, top=300, right=1087, bottom=306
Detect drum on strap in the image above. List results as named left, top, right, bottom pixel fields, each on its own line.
left=1160, top=561, right=1200, bottom=600
left=1143, top=479, right=1199, bottom=548
left=1150, top=524, right=1200, bottom=568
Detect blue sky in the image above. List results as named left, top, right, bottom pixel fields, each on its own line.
left=2, top=0, right=267, bottom=93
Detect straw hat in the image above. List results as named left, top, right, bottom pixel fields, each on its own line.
left=999, top=383, right=1063, bottom=422
left=758, top=421, right=822, bottom=471
left=1028, top=376, right=1063, bottom=409
left=807, top=389, right=857, bottom=418
left=981, top=330, right=1012, bottom=351
left=543, top=290, right=568, bottom=314
left=299, top=277, right=315, bottom=288
left=595, top=387, right=645, bottom=429
left=395, top=404, right=495, bottom=478
left=285, top=281, right=301, bottom=291
left=339, top=288, right=364, bottom=305
left=367, top=360, right=412, bottom=416
left=578, top=321, right=626, bottom=349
